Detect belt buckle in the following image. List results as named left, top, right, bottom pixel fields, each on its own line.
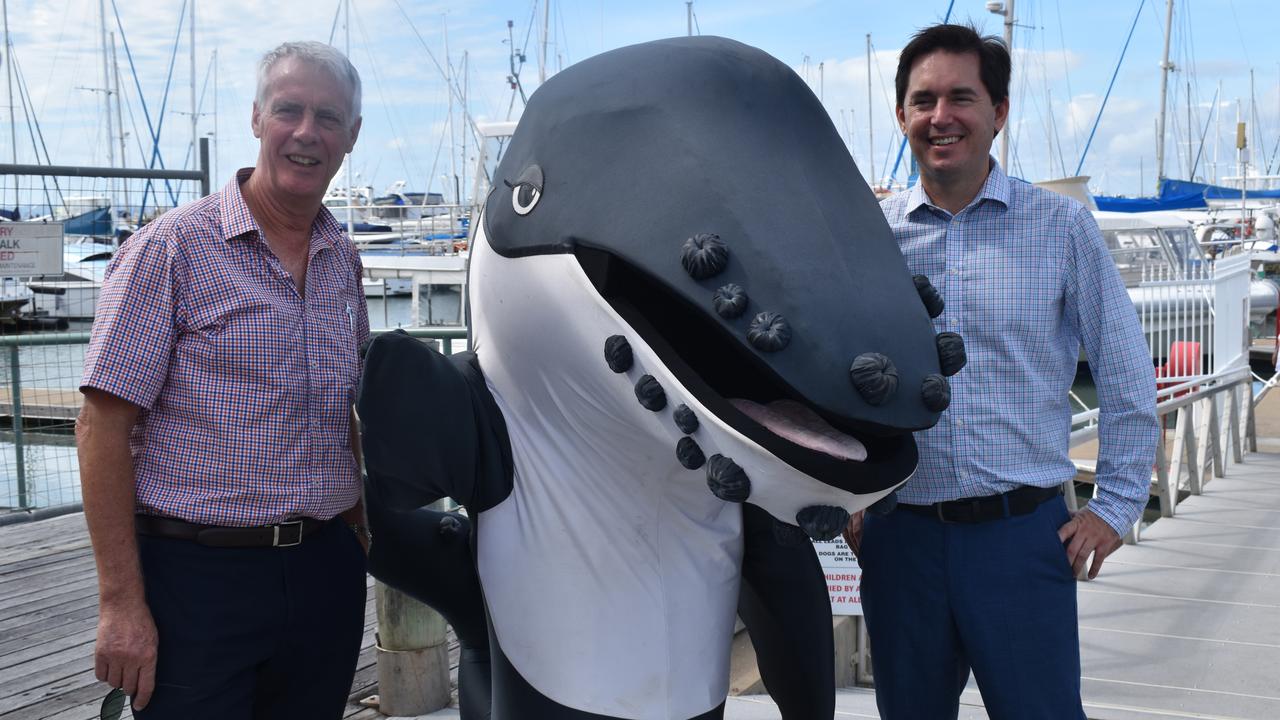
left=935, top=502, right=957, bottom=524
left=273, top=520, right=304, bottom=547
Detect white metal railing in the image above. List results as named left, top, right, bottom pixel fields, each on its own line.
left=1068, top=250, right=1258, bottom=544
left=1067, top=366, right=1256, bottom=545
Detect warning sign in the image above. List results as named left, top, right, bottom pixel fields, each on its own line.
left=0, top=222, right=64, bottom=277
left=813, top=536, right=862, bottom=616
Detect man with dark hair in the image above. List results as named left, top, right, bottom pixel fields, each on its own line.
left=845, top=23, right=1158, bottom=718
left=77, top=41, right=370, bottom=718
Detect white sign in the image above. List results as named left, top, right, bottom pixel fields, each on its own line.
left=814, top=536, right=862, bottom=616
left=0, top=222, right=64, bottom=277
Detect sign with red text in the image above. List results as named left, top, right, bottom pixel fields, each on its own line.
left=813, top=536, right=862, bottom=616
left=0, top=222, right=63, bottom=277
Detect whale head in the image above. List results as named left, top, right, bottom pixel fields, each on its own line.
left=471, top=36, right=960, bottom=538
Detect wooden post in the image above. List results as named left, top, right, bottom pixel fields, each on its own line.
left=373, top=580, right=450, bottom=716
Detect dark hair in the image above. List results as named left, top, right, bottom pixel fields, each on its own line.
left=895, top=23, right=1010, bottom=108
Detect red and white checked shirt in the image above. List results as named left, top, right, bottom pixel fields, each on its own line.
left=82, top=169, right=371, bottom=526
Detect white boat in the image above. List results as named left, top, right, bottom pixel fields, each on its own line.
left=25, top=245, right=111, bottom=320
left=1094, top=210, right=1280, bottom=362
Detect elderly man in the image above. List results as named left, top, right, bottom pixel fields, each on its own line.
left=846, top=23, right=1158, bottom=718
left=76, top=41, right=370, bottom=718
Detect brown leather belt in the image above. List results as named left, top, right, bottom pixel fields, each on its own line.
left=135, top=514, right=330, bottom=548
left=897, top=484, right=1062, bottom=524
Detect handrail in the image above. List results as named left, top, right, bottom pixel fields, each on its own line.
left=0, top=326, right=465, bottom=348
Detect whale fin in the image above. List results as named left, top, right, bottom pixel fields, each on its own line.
left=738, top=504, right=836, bottom=719
left=359, top=330, right=513, bottom=513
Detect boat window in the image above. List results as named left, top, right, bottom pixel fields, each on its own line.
left=1161, top=227, right=1204, bottom=272
left=1102, top=229, right=1165, bottom=285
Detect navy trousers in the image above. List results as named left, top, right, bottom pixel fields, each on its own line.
left=859, top=496, right=1086, bottom=719
left=133, top=519, right=367, bottom=720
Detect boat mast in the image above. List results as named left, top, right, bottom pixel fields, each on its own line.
left=111, top=33, right=126, bottom=169
left=866, top=33, right=873, bottom=186
left=539, top=0, right=549, bottom=84
left=344, top=0, right=353, bottom=234
left=999, top=0, right=1013, bottom=170
left=189, top=0, right=197, bottom=178
left=686, top=2, right=693, bottom=36
left=4, top=0, right=17, bottom=197
left=97, top=0, right=114, bottom=170
left=211, top=48, right=218, bottom=185
left=986, top=0, right=1015, bottom=170
left=1213, top=79, right=1221, bottom=183
left=1155, top=0, right=1174, bottom=192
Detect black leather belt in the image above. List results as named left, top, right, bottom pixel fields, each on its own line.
left=897, top=484, right=1062, bottom=524
left=135, top=514, right=329, bottom=548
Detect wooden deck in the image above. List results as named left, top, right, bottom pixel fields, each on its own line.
left=0, top=513, right=457, bottom=720
left=0, top=387, right=81, bottom=422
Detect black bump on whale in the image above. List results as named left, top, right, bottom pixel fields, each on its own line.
left=604, top=335, right=633, bottom=373
left=483, top=36, right=946, bottom=498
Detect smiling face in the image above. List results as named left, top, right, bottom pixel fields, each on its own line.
left=897, top=50, right=1008, bottom=210
left=251, top=56, right=361, bottom=208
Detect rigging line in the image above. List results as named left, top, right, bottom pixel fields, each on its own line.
left=38, top=0, right=75, bottom=119
left=868, top=39, right=898, bottom=183
left=389, top=0, right=482, bottom=146
left=11, top=44, right=64, bottom=212
left=1054, top=0, right=1079, bottom=162
left=1189, top=84, right=1218, bottom=180
left=889, top=0, right=955, bottom=185
left=553, top=0, right=570, bottom=71
left=178, top=44, right=216, bottom=174
left=139, top=0, right=186, bottom=210
left=1074, top=0, right=1145, bottom=177
left=1224, top=0, right=1251, bottom=68
left=351, top=2, right=422, bottom=191
left=110, top=0, right=179, bottom=211
left=327, top=0, right=342, bottom=46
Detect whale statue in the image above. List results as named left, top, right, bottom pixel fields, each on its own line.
left=358, top=35, right=962, bottom=720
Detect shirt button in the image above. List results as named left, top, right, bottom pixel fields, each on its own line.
left=950, top=318, right=959, bottom=326
left=951, top=267, right=960, bottom=275
left=956, top=419, right=965, bottom=427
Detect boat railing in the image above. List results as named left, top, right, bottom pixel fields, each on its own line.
left=0, top=326, right=466, bottom=523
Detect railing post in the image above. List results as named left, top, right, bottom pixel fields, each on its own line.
left=1226, top=383, right=1243, bottom=464
left=1245, top=383, right=1258, bottom=453
left=9, top=345, right=27, bottom=509
left=1154, top=428, right=1174, bottom=518
left=1168, top=406, right=1199, bottom=509
left=198, top=137, right=211, bottom=197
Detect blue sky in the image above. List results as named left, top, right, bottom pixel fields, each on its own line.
left=2, top=0, right=1276, bottom=199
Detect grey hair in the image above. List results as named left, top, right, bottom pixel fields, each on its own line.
left=256, top=41, right=362, bottom=125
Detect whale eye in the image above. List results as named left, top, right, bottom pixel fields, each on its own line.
left=507, top=164, right=543, bottom=216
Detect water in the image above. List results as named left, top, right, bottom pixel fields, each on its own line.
left=1, top=291, right=463, bottom=510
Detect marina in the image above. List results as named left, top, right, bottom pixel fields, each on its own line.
left=1, top=0, right=1280, bottom=717
left=1, top=391, right=1277, bottom=719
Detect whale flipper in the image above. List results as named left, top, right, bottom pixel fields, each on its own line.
left=738, top=504, right=836, bottom=720
left=359, top=331, right=513, bottom=513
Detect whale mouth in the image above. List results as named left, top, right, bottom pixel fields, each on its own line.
left=574, top=244, right=914, bottom=495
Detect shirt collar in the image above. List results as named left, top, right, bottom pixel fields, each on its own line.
left=218, top=167, right=344, bottom=252
left=905, top=157, right=1010, bottom=218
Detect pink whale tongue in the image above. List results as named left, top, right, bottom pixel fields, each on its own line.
left=729, top=399, right=868, bottom=462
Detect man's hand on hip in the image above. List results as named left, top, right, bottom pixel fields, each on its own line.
left=1057, top=508, right=1122, bottom=580
left=95, top=597, right=159, bottom=710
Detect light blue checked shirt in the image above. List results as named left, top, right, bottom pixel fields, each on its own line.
left=881, top=162, right=1158, bottom=536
